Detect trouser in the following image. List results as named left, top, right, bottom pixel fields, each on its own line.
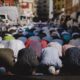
left=37, top=64, right=60, bottom=75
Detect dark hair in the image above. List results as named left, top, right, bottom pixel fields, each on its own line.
left=50, top=30, right=56, bottom=35
left=38, top=31, right=46, bottom=39
left=72, top=35, right=80, bottom=39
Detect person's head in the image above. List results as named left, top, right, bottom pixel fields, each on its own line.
left=60, top=18, right=65, bottom=24
left=3, top=34, right=15, bottom=41
left=38, top=31, right=46, bottom=39
left=61, top=31, right=71, bottom=43
left=17, top=28, right=23, bottom=35
left=42, top=36, right=53, bottom=43
left=72, top=32, right=80, bottom=39
left=8, top=27, right=17, bottom=35
left=33, top=30, right=39, bottom=36
left=50, top=30, right=60, bottom=39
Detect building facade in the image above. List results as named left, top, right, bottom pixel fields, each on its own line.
left=64, top=0, right=72, bottom=14
left=33, top=0, right=38, bottom=16
left=19, top=0, right=37, bottom=17
left=37, top=0, right=54, bottom=20
left=0, top=0, right=14, bottom=6
left=37, top=0, right=49, bottom=19
left=0, top=0, right=37, bottom=17
left=0, top=0, right=2, bottom=6
left=54, top=0, right=65, bottom=13
left=53, top=0, right=80, bottom=16
left=65, top=0, right=80, bottom=15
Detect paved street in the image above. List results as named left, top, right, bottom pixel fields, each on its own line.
left=1, top=75, right=80, bottom=80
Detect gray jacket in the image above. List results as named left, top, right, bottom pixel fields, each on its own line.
left=40, top=47, right=62, bottom=68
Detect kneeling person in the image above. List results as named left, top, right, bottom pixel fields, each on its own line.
left=40, top=42, right=62, bottom=75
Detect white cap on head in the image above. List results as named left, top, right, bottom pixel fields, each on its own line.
left=61, top=31, right=69, bottom=35
left=8, top=27, right=17, bottom=32
left=72, top=32, right=79, bottom=37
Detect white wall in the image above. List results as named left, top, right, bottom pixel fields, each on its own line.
left=49, top=0, right=53, bottom=19
left=19, top=0, right=34, bottom=17
left=0, top=6, right=19, bottom=21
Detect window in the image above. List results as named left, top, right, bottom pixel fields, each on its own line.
left=43, top=1, right=47, bottom=3
left=0, top=15, right=5, bottom=19
left=43, top=5, right=46, bottom=7
left=57, top=5, right=60, bottom=10
left=20, top=16, right=26, bottom=20
left=62, top=4, right=64, bottom=8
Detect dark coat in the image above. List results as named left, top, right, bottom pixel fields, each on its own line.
left=0, top=48, right=15, bottom=70
left=14, top=48, right=39, bottom=75
left=63, top=47, right=80, bottom=67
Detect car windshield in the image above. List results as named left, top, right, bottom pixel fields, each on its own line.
left=0, top=15, right=5, bottom=19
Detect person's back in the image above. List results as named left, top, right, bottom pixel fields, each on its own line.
left=25, top=39, right=42, bottom=57
left=18, top=36, right=27, bottom=43
left=40, top=46, right=62, bottom=75
left=62, top=43, right=80, bottom=73
left=14, top=48, right=39, bottom=75
left=41, top=47, right=62, bottom=67
left=62, top=44, right=75, bottom=55
left=48, top=42, right=62, bottom=57
left=8, top=40, right=25, bottom=61
left=0, top=48, right=15, bottom=71
left=29, top=36, right=40, bottom=41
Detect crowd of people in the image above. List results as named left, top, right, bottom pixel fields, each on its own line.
left=0, top=14, right=80, bottom=76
